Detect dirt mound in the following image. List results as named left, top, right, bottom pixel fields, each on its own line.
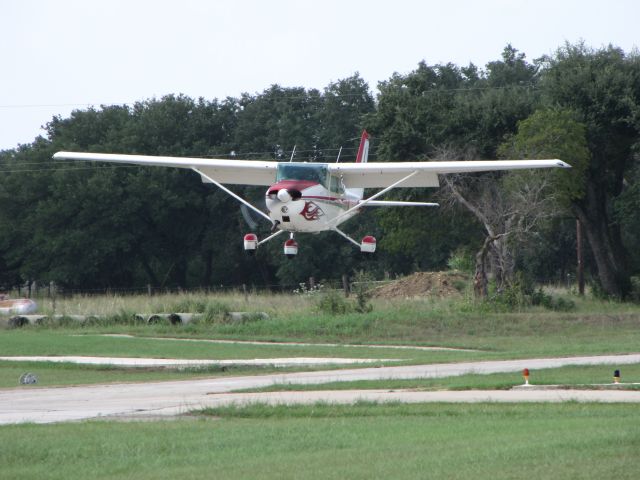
left=373, top=271, right=469, bottom=299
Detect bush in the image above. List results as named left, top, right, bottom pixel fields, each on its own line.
left=352, top=271, right=374, bottom=313
left=316, top=290, right=352, bottom=315
left=447, top=248, right=475, bottom=274
left=487, top=273, right=575, bottom=312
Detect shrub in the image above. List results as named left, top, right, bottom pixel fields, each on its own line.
left=487, top=273, right=575, bottom=312
left=352, top=271, right=374, bottom=313
left=447, top=248, right=475, bottom=274
left=316, top=290, right=352, bottom=315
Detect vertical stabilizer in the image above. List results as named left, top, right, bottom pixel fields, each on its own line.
left=355, top=130, right=370, bottom=163
left=349, top=130, right=370, bottom=200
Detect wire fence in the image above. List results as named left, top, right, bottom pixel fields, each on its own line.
left=7, top=276, right=393, bottom=299
left=7, top=280, right=360, bottom=299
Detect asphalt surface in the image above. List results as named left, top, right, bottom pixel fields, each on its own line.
left=0, top=356, right=395, bottom=367
left=98, top=334, right=477, bottom=351
left=1, top=353, right=640, bottom=424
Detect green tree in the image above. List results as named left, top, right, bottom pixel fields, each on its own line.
left=369, top=46, right=541, bottom=274
left=533, top=44, right=640, bottom=297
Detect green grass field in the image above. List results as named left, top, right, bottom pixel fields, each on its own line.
left=0, top=329, right=490, bottom=388
left=1, top=290, right=639, bottom=390
left=0, top=360, right=313, bottom=388
left=1, top=403, right=639, bottom=480
left=1, top=290, right=639, bottom=478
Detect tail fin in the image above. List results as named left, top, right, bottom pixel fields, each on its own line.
left=355, top=130, right=370, bottom=163
left=348, top=130, right=370, bottom=201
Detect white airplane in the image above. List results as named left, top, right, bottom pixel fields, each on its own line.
left=54, top=131, right=570, bottom=257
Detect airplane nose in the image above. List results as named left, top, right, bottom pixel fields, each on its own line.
left=277, top=189, right=292, bottom=203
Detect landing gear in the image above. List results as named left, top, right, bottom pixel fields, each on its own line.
left=284, top=234, right=298, bottom=259
left=243, top=233, right=258, bottom=254
left=332, top=228, right=376, bottom=254
left=360, top=235, right=377, bottom=253
left=243, top=230, right=374, bottom=257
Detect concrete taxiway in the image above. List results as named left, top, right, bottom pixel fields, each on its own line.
left=1, top=353, right=639, bottom=424
left=0, top=356, right=396, bottom=367
left=97, top=334, right=477, bottom=351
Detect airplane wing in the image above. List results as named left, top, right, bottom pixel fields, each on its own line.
left=328, top=159, right=570, bottom=188
left=54, top=151, right=570, bottom=189
left=52, top=152, right=279, bottom=186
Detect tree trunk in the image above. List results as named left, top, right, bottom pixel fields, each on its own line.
left=202, top=249, right=213, bottom=286
left=573, top=183, right=630, bottom=298
left=474, top=234, right=507, bottom=298
left=474, top=236, right=493, bottom=298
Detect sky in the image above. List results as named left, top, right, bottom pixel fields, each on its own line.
left=2, top=0, right=638, bottom=150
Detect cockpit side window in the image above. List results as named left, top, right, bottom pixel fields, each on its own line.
left=276, top=163, right=329, bottom=186
left=328, top=175, right=344, bottom=194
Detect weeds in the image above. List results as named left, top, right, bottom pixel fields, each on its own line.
left=316, top=290, right=352, bottom=315
left=485, top=274, right=576, bottom=312
left=353, top=271, right=374, bottom=313
left=314, top=271, right=374, bottom=315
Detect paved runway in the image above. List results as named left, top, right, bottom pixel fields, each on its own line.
left=0, top=356, right=395, bottom=367
left=97, top=334, right=477, bottom=351
left=1, top=353, right=639, bottom=424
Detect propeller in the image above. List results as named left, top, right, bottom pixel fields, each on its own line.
left=240, top=198, right=270, bottom=230
left=240, top=204, right=260, bottom=230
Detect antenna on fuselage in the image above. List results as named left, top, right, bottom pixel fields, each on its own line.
left=289, top=145, right=296, bottom=162
left=336, top=146, right=343, bottom=163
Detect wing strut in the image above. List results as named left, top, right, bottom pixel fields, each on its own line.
left=193, top=168, right=272, bottom=224
left=329, top=170, right=419, bottom=226
left=257, top=229, right=286, bottom=246
left=332, top=227, right=361, bottom=248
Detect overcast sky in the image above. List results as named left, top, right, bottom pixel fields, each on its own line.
left=2, top=0, right=638, bottom=150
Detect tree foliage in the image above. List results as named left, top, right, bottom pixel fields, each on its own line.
left=1, top=44, right=639, bottom=298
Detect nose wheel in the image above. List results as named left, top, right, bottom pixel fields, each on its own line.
left=284, top=234, right=298, bottom=259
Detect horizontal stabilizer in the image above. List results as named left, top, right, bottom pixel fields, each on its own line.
left=361, top=201, right=439, bottom=207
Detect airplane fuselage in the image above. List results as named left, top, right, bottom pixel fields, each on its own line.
left=265, top=179, right=360, bottom=233
left=265, top=163, right=361, bottom=233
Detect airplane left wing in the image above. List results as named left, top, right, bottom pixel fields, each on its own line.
left=52, top=152, right=279, bottom=186
left=329, top=159, right=570, bottom=188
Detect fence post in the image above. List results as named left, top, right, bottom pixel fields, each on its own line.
left=51, top=281, right=56, bottom=313
left=342, top=274, right=350, bottom=297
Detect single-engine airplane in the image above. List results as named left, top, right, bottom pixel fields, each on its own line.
left=54, top=131, right=570, bottom=258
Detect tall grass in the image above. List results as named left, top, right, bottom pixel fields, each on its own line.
left=33, top=290, right=307, bottom=318
left=4, top=288, right=639, bottom=357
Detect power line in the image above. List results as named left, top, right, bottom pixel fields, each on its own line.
left=1, top=146, right=365, bottom=165
left=0, top=84, right=538, bottom=110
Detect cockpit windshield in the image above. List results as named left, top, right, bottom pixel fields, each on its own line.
left=276, top=163, right=328, bottom=186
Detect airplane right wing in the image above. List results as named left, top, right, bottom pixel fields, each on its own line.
left=53, top=152, right=279, bottom=186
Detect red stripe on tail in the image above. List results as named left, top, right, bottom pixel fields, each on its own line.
left=355, top=130, right=370, bottom=163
